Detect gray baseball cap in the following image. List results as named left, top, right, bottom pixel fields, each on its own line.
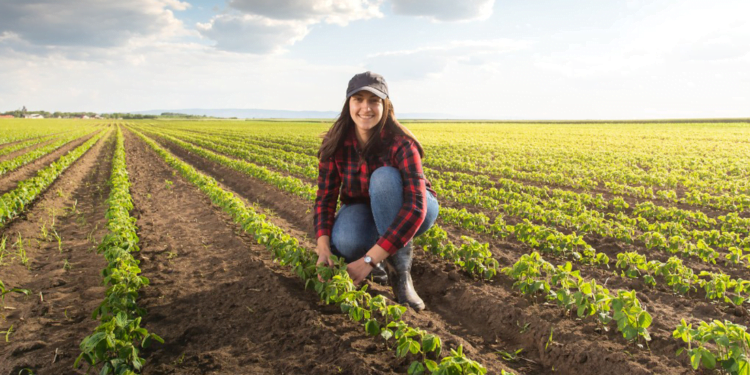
left=346, top=71, right=389, bottom=99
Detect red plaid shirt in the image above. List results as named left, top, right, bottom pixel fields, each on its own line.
left=315, top=128, right=436, bottom=254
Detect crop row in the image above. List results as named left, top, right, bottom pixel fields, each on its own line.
left=135, top=126, right=712, bottom=350
left=0, top=130, right=106, bottom=227
left=144, top=126, right=750, bottom=264
left=430, top=174, right=748, bottom=267
left=0, top=133, right=60, bottom=158
left=162, top=124, right=750, bottom=212
left=438, top=207, right=750, bottom=309
left=128, top=126, right=493, bottom=375
left=141, top=125, right=750, bottom=309
left=75, top=126, right=162, bottom=374
left=133, top=126, right=503, bottom=283
left=0, top=129, right=94, bottom=176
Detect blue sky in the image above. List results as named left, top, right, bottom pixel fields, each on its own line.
left=0, top=0, right=748, bottom=119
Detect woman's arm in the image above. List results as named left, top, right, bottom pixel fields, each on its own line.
left=314, top=157, right=340, bottom=266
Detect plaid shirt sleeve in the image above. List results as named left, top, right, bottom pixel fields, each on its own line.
left=314, top=156, right=340, bottom=239
left=376, top=139, right=428, bottom=254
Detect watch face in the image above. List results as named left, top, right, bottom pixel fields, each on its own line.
left=364, top=256, right=372, bottom=264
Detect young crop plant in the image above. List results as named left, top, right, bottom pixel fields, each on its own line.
left=504, top=252, right=652, bottom=344
left=611, top=290, right=652, bottom=345
left=0, top=279, right=31, bottom=308
left=413, top=226, right=499, bottom=280
left=0, top=130, right=107, bottom=227
left=673, top=319, right=750, bottom=375
left=76, top=127, right=162, bottom=374
left=0, top=235, right=7, bottom=265
left=130, top=127, right=488, bottom=375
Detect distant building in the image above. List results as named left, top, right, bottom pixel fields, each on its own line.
left=0, top=115, right=14, bottom=119
left=81, top=115, right=90, bottom=119
left=25, top=114, right=44, bottom=119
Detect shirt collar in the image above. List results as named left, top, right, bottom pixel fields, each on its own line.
left=343, top=125, right=389, bottom=148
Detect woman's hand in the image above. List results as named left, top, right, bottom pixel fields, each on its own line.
left=316, top=235, right=334, bottom=267
left=347, top=257, right=372, bottom=284
left=347, top=245, right=389, bottom=284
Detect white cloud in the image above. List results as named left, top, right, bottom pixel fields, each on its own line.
left=198, top=0, right=383, bottom=53
left=0, top=0, right=189, bottom=48
left=365, top=39, right=531, bottom=80
left=197, top=14, right=310, bottom=54
left=0, top=42, right=357, bottom=113
left=227, top=0, right=383, bottom=26
left=390, top=0, right=495, bottom=22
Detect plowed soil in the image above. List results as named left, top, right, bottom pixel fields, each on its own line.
left=0, top=129, right=113, bottom=375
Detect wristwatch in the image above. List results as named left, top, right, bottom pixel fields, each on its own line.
left=364, top=255, right=378, bottom=268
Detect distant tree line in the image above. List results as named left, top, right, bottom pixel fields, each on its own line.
left=100, top=113, right=157, bottom=119
left=1, top=110, right=98, bottom=118
left=159, top=112, right=209, bottom=119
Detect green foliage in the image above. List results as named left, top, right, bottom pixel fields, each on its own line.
left=413, top=226, right=498, bottom=280
left=1, top=130, right=106, bottom=227
left=673, top=319, right=750, bottom=374
left=504, top=252, right=651, bottom=343
left=77, top=126, right=160, bottom=374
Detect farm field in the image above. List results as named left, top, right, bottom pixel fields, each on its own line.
left=1, top=118, right=749, bottom=375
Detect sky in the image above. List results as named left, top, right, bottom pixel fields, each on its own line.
left=0, top=0, right=748, bottom=120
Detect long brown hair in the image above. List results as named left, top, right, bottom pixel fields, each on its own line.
left=318, top=97, right=424, bottom=162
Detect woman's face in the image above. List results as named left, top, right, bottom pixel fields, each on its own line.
left=349, top=90, right=383, bottom=138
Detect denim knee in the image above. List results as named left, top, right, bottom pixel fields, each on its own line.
left=369, top=167, right=402, bottom=199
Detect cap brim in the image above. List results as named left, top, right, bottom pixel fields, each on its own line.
left=346, top=86, right=387, bottom=99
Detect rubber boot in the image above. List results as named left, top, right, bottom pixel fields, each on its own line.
left=368, top=263, right=388, bottom=285
left=385, top=242, right=425, bottom=311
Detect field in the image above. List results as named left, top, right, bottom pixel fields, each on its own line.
left=1, top=118, right=749, bottom=375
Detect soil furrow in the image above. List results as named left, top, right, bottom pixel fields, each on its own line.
left=122, top=128, right=405, bottom=375
left=0, top=129, right=114, bottom=375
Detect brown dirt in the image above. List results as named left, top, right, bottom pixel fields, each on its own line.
left=0, top=129, right=114, bottom=375
left=122, top=128, right=408, bottom=375
left=0, top=133, right=96, bottom=196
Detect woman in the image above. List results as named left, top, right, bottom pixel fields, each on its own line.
left=314, top=71, right=439, bottom=311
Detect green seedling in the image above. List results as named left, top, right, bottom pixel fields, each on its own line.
left=52, top=230, right=63, bottom=254
left=14, top=233, right=29, bottom=268
left=39, top=221, right=49, bottom=242
left=0, top=236, right=7, bottom=265
left=546, top=327, right=554, bottom=351
left=63, top=259, right=72, bottom=271
left=49, top=208, right=57, bottom=229
left=496, top=348, right=523, bottom=362
left=87, top=224, right=98, bottom=245
left=517, top=321, right=531, bottom=334
left=68, top=200, right=79, bottom=216
left=1, top=324, right=13, bottom=342
left=164, top=179, right=174, bottom=190
left=1, top=280, right=30, bottom=310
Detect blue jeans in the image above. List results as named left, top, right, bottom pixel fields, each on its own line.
left=330, top=166, right=439, bottom=263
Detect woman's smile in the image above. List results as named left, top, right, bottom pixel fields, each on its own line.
left=349, top=90, right=384, bottom=143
